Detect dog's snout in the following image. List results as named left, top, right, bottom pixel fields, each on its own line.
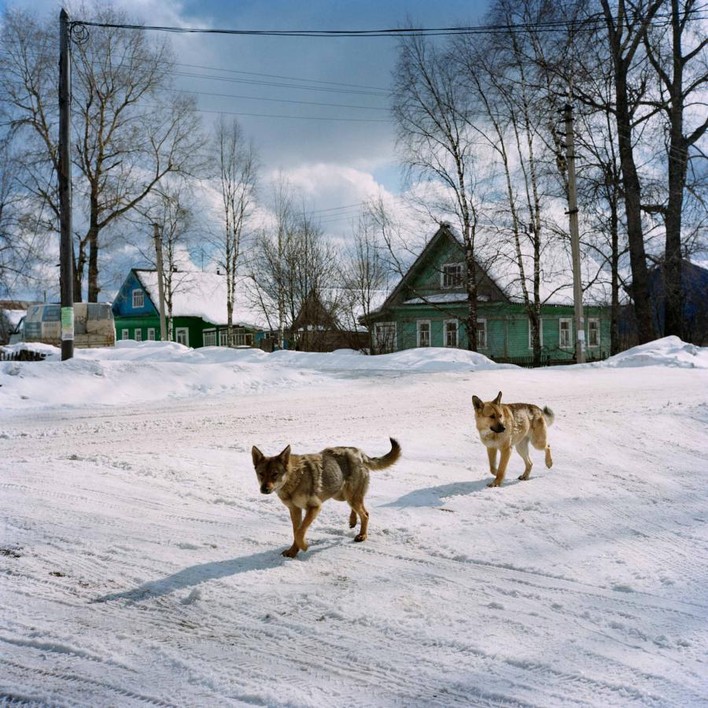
left=260, top=484, right=273, bottom=495
left=491, top=423, right=505, bottom=434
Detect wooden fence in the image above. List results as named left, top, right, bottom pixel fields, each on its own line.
left=0, top=349, right=47, bottom=362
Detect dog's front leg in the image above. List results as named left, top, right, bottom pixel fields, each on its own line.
left=488, top=447, right=512, bottom=487
left=294, top=505, right=322, bottom=553
left=486, top=447, right=498, bottom=477
left=283, top=505, right=303, bottom=558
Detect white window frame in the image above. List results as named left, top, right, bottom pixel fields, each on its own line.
left=233, top=331, right=253, bottom=347
left=587, top=318, right=600, bottom=348
left=175, top=327, right=189, bottom=347
left=134, top=328, right=143, bottom=342
left=203, top=329, right=217, bottom=347
left=444, top=319, right=458, bottom=348
left=374, top=322, right=397, bottom=353
left=121, top=328, right=130, bottom=341
left=441, top=262, right=463, bottom=289
left=132, top=289, right=144, bottom=309
left=528, top=318, right=545, bottom=349
left=477, top=318, right=487, bottom=349
left=147, top=328, right=156, bottom=341
left=417, top=320, right=431, bottom=348
left=559, top=318, right=573, bottom=349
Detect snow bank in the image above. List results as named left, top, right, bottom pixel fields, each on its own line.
left=1, top=337, right=706, bottom=412
left=596, top=336, right=708, bottom=369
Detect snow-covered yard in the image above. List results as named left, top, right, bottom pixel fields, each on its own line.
left=1, top=338, right=706, bottom=707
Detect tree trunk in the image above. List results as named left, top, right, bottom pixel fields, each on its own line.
left=611, top=54, right=656, bottom=343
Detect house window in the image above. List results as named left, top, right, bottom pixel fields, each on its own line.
left=417, top=321, right=431, bottom=347
left=528, top=318, right=544, bottom=349
left=233, top=331, right=253, bottom=347
left=444, top=319, right=458, bottom=348
left=477, top=319, right=487, bottom=349
left=374, top=322, right=397, bottom=353
left=134, top=328, right=143, bottom=342
left=219, top=329, right=229, bottom=346
left=175, top=327, right=189, bottom=346
left=132, top=289, right=144, bottom=309
left=121, top=328, right=130, bottom=341
left=203, top=329, right=217, bottom=347
left=559, top=318, right=573, bottom=349
left=147, top=328, right=156, bottom=341
left=588, top=318, right=600, bottom=348
left=441, top=263, right=463, bottom=289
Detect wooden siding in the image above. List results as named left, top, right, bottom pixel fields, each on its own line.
left=369, top=301, right=611, bottom=364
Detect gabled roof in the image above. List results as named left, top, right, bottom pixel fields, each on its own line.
left=132, top=269, right=268, bottom=329
left=371, top=223, right=508, bottom=315
left=372, top=222, right=613, bottom=313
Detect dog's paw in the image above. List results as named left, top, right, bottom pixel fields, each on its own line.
left=487, top=480, right=503, bottom=488
left=354, top=533, right=367, bottom=542
left=282, top=546, right=299, bottom=558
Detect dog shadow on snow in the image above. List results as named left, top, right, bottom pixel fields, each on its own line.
left=383, top=478, right=492, bottom=508
left=93, top=480, right=504, bottom=604
left=91, top=547, right=313, bottom=604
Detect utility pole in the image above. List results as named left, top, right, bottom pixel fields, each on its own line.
left=58, top=9, right=74, bottom=360
left=563, top=103, right=585, bottom=364
left=152, top=223, right=168, bottom=341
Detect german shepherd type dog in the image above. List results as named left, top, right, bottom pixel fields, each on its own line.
left=251, top=439, right=401, bottom=557
left=472, top=391, right=554, bottom=488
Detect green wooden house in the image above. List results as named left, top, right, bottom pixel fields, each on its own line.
left=112, top=269, right=268, bottom=348
left=362, top=225, right=611, bottom=365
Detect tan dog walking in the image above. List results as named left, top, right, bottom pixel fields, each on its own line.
left=251, top=438, right=401, bottom=557
left=472, top=391, right=554, bottom=487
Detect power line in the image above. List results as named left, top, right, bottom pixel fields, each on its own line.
left=162, top=88, right=388, bottom=112
left=173, top=63, right=389, bottom=94
left=172, top=70, right=387, bottom=97
left=175, top=106, right=390, bottom=123
left=68, top=10, right=708, bottom=39
left=71, top=18, right=610, bottom=38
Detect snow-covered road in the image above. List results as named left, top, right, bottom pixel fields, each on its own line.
left=1, top=339, right=707, bottom=706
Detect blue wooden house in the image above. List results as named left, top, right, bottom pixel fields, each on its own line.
left=112, top=269, right=268, bottom=348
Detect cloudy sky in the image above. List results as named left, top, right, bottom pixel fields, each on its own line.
left=3, top=0, right=490, bottom=233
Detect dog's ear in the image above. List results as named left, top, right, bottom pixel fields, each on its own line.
left=472, top=395, right=483, bottom=411
left=251, top=446, right=264, bottom=466
left=278, top=445, right=291, bottom=467
left=493, top=391, right=502, bottom=405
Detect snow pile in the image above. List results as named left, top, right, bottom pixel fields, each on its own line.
left=597, top=335, right=708, bottom=369
left=0, top=342, right=511, bottom=410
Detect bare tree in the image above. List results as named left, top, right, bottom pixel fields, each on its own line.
left=341, top=212, right=392, bottom=351
left=642, top=0, right=708, bottom=338
left=452, top=2, right=570, bottom=366
left=212, top=116, right=258, bottom=346
left=0, top=6, right=204, bottom=302
left=128, top=181, right=195, bottom=341
left=392, top=31, right=483, bottom=351
left=598, top=0, right=665, bottom=343
left=0, top=132, right=55, bottom=299
left=249, top=198, right=339, bottom=349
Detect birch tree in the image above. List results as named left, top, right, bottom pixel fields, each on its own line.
left=392, top=32, right=483, bottom=351
left=213, top=117, right=258, bottom=346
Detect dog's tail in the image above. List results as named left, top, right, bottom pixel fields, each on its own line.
left=365, top=438, right=402, bottom=470
left=543, top=406, right=555, bottom=427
